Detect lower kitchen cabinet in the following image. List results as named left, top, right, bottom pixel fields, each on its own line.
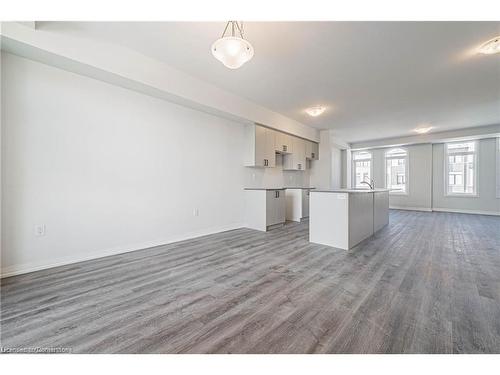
left=285, top=188, right=313, bottom=222
left=244, top=188, right=286, bottom=231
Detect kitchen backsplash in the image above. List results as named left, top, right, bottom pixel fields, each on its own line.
left=244, top=154, right=312, bottom=188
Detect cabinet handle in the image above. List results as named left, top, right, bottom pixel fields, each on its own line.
left=277, top=191, right=280, bottom=198
left=312, top=152, right=315, bottom=158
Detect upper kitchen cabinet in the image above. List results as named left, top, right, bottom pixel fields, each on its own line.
left=244, top=124, right=276, bottom=168
left=283, top=136, right=307, bottom=171
left=244, top=123, right=317, bottom=170
left=274, top=131, right=293, bottom=154
left=306, top=140, right=320, bottom=160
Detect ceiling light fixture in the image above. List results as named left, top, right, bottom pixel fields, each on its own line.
left=414, top=126, right=433, bottom=134
left=211, top=21, right=254, bottom=69
left=305, top=106, right=326, bottom=117
left=478, top=36, right=500, bottom=55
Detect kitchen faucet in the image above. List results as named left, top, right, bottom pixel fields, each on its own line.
left=360, top=179, right=374, bottom=190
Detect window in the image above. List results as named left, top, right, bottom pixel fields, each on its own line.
left=445, top=141, right=477, bottom=196
left=352, top=151, right=372, bottom=188
left=385, top=148, right=408, bottom=194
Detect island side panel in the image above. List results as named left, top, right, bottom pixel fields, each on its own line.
left=309, top=192, right=349, bottom=249
left=348, top=192, right=374, bottom=248
left=374, top=191, right=389, bottom=232
left=244, top=190, right=267, bottom=231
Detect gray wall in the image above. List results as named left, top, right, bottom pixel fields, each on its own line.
left=432, top=139, right=500, bottom=214
left=349, top=139, right=499, bottom=214
left=369, top=144, right=433, bottom=210
left=341, top=150, right=347, bottom=188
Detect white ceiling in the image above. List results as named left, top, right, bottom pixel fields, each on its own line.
left=37, top=22, right=500, bottom=142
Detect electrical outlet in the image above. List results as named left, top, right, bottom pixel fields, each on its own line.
left=34, top=224, right=46, bottom=236
left=193, top=208, right=199, bottom=217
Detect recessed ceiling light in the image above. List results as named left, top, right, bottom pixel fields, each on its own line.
left=305, top=106, right=326, bottom=117
left=414, top=126, right=433, bottom=134
left=478, top=36, right=500, bottom=55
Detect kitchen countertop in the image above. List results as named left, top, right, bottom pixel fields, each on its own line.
left=311, top=189, right=390, bottom=193
left=244, top=187, right=315, bottom=190
left=244, top=187, right=286, bottom=190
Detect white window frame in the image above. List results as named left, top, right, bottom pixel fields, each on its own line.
left=444, top=140, right=478, bottom=197
left=384, top=147, right=409, bottom=195
left=351, top=151, right=372, bottom=188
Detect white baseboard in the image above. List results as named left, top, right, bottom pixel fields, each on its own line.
left=390, top=206, right=432, bottom=212
left=0, top=223, right=246, bottom=278
left=390, top=206, right=499, bottom=216
left=432, top=208, right=500, bottom=216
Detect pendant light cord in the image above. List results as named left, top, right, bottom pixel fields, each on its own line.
left=220, top=21, right=245, bottom=39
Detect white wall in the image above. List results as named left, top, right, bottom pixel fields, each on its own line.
left=432, top=139, right=500, bottom=214
left=3, top=53, right=241, bottom=276
left=2, top=22, right=319, bottom=142
left=1, top=52, right=316, bottom=277
left=244, top=154, right=310, bottom=189
left=309, top=130, right=343, bottom=189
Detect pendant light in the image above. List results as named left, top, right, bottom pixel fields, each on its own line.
left=212, top=21, right=254, bottom=69
left=478, top=36, right=500, bottom=55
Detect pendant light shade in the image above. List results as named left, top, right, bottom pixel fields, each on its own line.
left=212, top=21, right=254, bottom=69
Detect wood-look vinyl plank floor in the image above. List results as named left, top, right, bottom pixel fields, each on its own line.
left=1, top=210, right=499, bottom=353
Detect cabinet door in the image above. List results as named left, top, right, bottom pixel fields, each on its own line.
left=265, top=128, right=276, bottom=168
left=302, top=190, right=310, bottom=218
left=293, top=137, right=307, bottom=171
left=266, top=190, right=286, bottom=226
left=274, top=131, right=283, bottom=153
left=311, top=142, right=319, bottom=160
left=275, top=132, right=292, bottom=154
left=276, top=191, right=286, bottom=224
left=305, top=140, right=313, bottom=159
left=266, top=191, right=277, bottom=226
left=254, top=125, right=267, bottom=167
left=283, top=137, right=306, bottom=171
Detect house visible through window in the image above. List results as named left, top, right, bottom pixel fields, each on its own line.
left=445, top=141, right=477, bottom=196
left=385, top=148, right=408, bottom=194
left=352, top=151, right=372, bottom=188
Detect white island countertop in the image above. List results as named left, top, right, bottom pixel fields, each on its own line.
left=312, top=189, right=390, bottom=193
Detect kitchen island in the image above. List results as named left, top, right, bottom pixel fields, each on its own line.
left=309, top=189, right=389, bottom=250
